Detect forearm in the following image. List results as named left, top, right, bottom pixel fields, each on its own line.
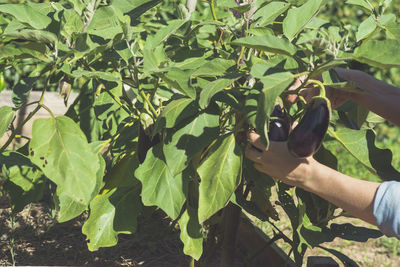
left=336, top=68, right=400, bottom=127
left=300, top=160, right=380, bottom=225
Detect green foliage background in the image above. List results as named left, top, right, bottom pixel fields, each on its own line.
left=1, top=0, right=400, bottom=266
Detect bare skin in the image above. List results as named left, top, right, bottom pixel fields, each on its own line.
left=246, top=68, right=400, bottom=226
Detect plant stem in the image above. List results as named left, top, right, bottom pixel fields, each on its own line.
left=40, top=103, right=55, bottom=118
left=220, top=203, right=241, bottom=267
left=0, top=105, right=41, bottom=153
left=0, top=66, right=56, bottom=153
left=308, top=79, right=326, bottom=97
left=209, top=0, right=218, bottom=21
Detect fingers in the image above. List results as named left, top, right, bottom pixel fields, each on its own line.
left=286, top=78, right=303, bottom=104
left=245, top=144, right=263, bottom=162
left=247, top=131, right=265, bottom=151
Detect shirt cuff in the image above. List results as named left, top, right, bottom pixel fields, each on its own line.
left=373, top=181, right=400, bottom=239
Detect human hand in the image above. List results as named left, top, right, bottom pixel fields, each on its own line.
left=245, top=130, right=318, bottom=188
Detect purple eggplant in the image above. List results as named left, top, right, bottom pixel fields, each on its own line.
left=287, top=97, right=331, bottom=158
left=268, top=105, right=290, bottom=142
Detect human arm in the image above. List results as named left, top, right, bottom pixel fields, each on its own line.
left=245, top=131, right=381, bottom=225
left=335, top=68, right=400, bottom=127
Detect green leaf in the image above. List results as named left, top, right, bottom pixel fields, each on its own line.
left=0, top=4, right=52, bottom=29
left=162, top=68, right=196, bottom=99
left=163, top=110, right=220, bottom=176
left=283, top=0, right=323, bottom=40
left=86, top=6, right=124, bottom=39
left=231, top=35, right=297, bottom=56
left=199, top=78, right=236, bottom=109
left=152, top=98, right=199, bottom=136
left=142, top=46, right=168, bottom=74
left=192, top=58, right=236, bottom=77
left=112, top=0, right=160, bottom=14
left=253, top=2, right=290, bottom=26
left=94, top=82, right=123, bottom=120
left=82, top=178, right=142, bottom=251
left=356, top=16, right=377, bottom=42
left=198, top=133, right=242, bottom=223
left=327, top=127, right=400, bottom=181
left=68, top=0, right=86, bottom=15
left=230, top=4, right=252, bottom=13
left=12, top=77, right=37, bottom=108
left=29, top=116, right=102, bottom=222
left=257, top=72, right=294, bottom=147
left=71, top=70, right=122, bottom=82
left=0, top=106, right=14, bottom=139
left=1, top=151, right=45, bottom=212
left=146, top=19, right=186, bottom=49
left=382, top=18, right=400, bottom=39
left=346, top=0, right=373, bottom=12
left=178, top=206, right=203, bottom=260
left=135, top=143, right=187, bottom=219
left=3, top=27, right=57, bottom=44
left=353, top=39, right=400, bottom=68
left=0, top=41, right=50, bottom=62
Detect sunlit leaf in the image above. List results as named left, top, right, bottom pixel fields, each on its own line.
left=198, top=134, right=242, bottom=223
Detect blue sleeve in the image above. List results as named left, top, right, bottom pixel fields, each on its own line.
left=373, top=181, right=400, bottom=239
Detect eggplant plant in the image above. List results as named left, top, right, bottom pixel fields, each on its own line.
left=1, top=0, right=400, bottom=266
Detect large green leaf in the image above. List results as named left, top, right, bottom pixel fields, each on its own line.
left=178, top=206, right=203, bottom=260
left=163, top=110, right=220, bottom=176
left=0, top=106, right=14, bottom=139
left=152, top=98, right=199, bottom=136
left=356, top=16, right=377, bottom=42
left=1, top=151, right=45, bottom=212
left=191, top=58, right=236, bottom=77
left=86, top=6, right=124, bottom=39
left=71, top=70, right=122, bottom=82
left=198, top=133, right=242, bottom=223
left=283, top=0, right=323, bottom=40
left=353, top=39, right=400, bottom=68
left=93, top=82, right=124, bottom=120
left=135, top=143, right=187, bottom=219
left=142, top=46, right=168, bottom=74
left=162, top=68, right=196, bottom=99
left=231, top=35, right=297, bottom=56
left=0, top=4, right=52, bottom=29
left=199, top=78, right=236, bottom=109
left=0, top=42, right=50, bottom=62
left=12, top=77, right=37, bottom=108
left=253, top=2, right=290, bottom=27
left=146, top=19, right=186, bottom=49
left=82, top=181, right=142, bottom=251
left=256, top=72, right=294, bottom=147
left=111, top=0, right=156, bottom=13
left=29, top=116, right=102, bottom=222
left=345, top=0, right=373, bottom=12
left=3, top=26, right=57, bottom=44
left=327, top=127, right=400, bottom=181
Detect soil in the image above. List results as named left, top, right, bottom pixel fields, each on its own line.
left=0, top=196, right=190, bottom=266
left=0, top=196, right=251, bottom=267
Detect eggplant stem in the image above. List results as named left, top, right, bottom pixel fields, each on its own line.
left=307, top=79, right=326, bottom=98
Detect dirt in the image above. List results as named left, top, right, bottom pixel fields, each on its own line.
left=0, top=196, right=190, bottom=266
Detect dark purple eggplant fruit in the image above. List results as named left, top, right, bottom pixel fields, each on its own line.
left=268, top=105, right=290, bottom=142
left=287, top=97, right=331, bottom=158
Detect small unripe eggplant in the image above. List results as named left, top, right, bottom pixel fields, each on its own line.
left=287, top=97, right=331, bottom=158
left=268, top=105, right=290, bottom=142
